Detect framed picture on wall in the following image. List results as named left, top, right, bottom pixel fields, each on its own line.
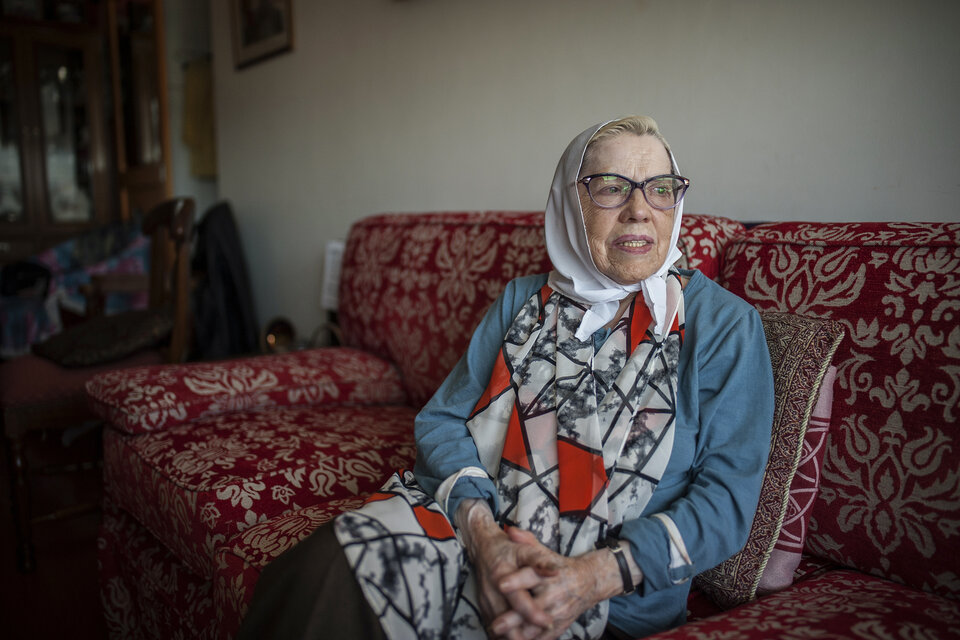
left=230, top=0, right=293, bottom=69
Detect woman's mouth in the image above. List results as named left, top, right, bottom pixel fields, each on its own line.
left=615, top=235, right=654, bottom=253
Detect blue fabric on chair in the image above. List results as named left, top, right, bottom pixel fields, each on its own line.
left=0, top=229, right=149, bottom=359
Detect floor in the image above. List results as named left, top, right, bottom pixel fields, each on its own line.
left=0, top=427, right=107, bottom=639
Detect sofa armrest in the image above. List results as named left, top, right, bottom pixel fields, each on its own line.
left=86, top=347, right=407, bottom=435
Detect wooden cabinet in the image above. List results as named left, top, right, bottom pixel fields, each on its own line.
left=0, top=22, right=113, bottom=262
left=0, top=0, right=171, bottom=264
left=107, top=0, right=172, bottom=221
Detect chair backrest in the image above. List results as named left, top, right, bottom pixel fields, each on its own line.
left=143, top=198, right=195, bottom=362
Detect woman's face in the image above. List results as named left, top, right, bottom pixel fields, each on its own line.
left=578, top=134, right=676, bottom=285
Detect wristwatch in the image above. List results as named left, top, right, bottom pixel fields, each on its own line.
left=595, top=537, right=635, bottom=595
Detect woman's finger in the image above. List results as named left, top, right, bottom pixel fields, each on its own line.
left=507, top=527, right=563, bottom=575
left=492, top=610, right=551, bottom=640
left=505, top=585, right=553, bottom=629
left=505, top=530, right=550, bottom=557
left=498, top=566, right=543, bottom=593
left=533, top=626, right=564, bottom=640
left=506, top=526, right=542, bottom=546
left=513, top=544, right=561, bottom=576
left=476, top=563, right=513, bottom=626
left=490, top=608, right=524, bottom=636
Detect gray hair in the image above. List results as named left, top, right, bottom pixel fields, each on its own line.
left=582, top=115, right=676, bottom=173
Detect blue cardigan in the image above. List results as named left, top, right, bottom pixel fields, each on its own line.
left=413, top=270, right=774, bottom=637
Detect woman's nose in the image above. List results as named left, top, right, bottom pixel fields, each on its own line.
left=621, top=188, right=651, bottom=222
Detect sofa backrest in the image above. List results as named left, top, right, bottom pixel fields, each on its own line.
left=720, top=222, right=960, bottom=599
left=338, top=211, right=744, bottom=407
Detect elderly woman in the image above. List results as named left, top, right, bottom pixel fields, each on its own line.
left=239, top=116, right=774, bottom=640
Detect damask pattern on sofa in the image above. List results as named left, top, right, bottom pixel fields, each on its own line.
left=100, top=498, right=217, bottom=640
left=103, top=404, right=418, bottom=579
left=88, top=347, right=405, bottom=434
left=338, top=212, right=742, bottom=406
left=652, top=570, right=960, bottom=639
left=90, top=213, right=960, bottom=639
left=720, top=222, right=960, bottom=599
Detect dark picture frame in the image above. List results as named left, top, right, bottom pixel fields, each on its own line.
left=230, top=0, right=293, bottom=69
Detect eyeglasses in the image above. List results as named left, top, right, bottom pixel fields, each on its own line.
left=577, top=173, right=690, bottom=210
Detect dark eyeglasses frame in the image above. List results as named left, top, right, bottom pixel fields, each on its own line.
left=577, top=173, right=691, bottom=211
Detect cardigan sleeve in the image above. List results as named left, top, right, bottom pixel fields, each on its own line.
left=617, top=298, right=774, bottom=595
left=413, top=274, right=548, bottom=521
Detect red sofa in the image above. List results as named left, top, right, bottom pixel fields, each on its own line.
left=88, top=212, right=960, bottom=639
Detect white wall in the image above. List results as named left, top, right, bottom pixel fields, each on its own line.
left=210, top=0, right=960, bottom=336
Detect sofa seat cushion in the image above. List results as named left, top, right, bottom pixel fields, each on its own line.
left=103, top=404, right=418, bottom=579
left=649, top=570, right=960, bottom=639
left=720, top=221, right=960, bottom=599
left=88, top=347, right=407, bottom=434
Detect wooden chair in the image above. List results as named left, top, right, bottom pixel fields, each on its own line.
left=0, top=197, right=195, bottom=572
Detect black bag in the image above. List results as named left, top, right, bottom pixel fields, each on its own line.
left=1, top=261, right=51, bottom=297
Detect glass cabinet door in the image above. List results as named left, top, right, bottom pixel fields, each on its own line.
left=36, top=42, right=94, bottom=224
left=0, top=18, right=116, bottom=263
left=119, top=3, right=163, bottom=168
left=109, top=0, right=169, bottom=218
left=0, top=36, right=24, bottom=225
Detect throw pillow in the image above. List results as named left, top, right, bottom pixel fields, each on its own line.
left=693, top=312, right=845, bottom=610
left=33, top=308, right=173, bottom=367
left=86, top=347, right=408, bottom=434
left=757, top=365, right=837, bottom=594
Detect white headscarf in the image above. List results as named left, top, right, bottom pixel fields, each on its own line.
left=545, top=120, right=684, bottom=341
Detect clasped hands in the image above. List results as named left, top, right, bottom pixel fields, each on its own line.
left=456, top=500, right=626, bottom=640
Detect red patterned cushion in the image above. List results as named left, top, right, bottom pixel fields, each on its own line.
left=758, top=365, right=837, bottom=594
left=87, top=347, right=406, bottom=434
left=695, top=313, right=844, bottom=609
left=687, top=555, right=837, bottom=627
left=675, top=214, right=746, bottom=279
left=214, top=498, right=367, bottom=640
left=103, top=404, right=418, bottom=578
left=338, top=212, right=743, bottom=407
left=338, top=212, right=552, bottom=408
left=648, top=570, right=960, bottom=639
left=720, top=222, right=960, bottom=599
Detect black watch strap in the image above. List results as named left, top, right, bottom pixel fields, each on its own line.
left=595, top=537, right=635, bottom=595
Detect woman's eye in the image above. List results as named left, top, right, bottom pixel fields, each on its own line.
left=647, top=181, right=674, bottom=197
